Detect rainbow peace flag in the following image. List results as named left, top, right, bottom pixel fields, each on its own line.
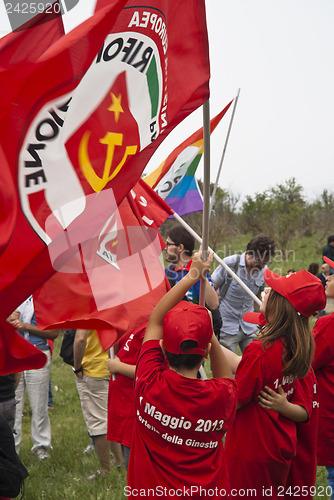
left=144, top=101, right=233, bottom=216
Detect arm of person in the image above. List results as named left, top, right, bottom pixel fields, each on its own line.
left=204, top=279, right=219, bottom=310
left=258, top=385, right=308, bottom=422
left=143, top=251, right=213, bottom=344
left=14, top=372, right=22, bottom=390
left=10, top=319, right=59, bottom=340
left=211, top=279, right=219, bottom=291
left=210, top=334, right=233, bottom=379
left=107, top=356, right=136, bottom=379
left=73, top=329, right=88, bottom=379
left=220, top=345, right=241, bottom=375
left=253, top=290, right=263, bottom=312
left=7, top=310, right=19, bottom=323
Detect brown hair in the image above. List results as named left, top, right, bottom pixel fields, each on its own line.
left=259, top=290, right=313, bottom=378
left=165, top=340, right=204, bottom=370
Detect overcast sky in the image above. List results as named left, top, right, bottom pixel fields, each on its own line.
left=1, top=0, right=333, bottom=202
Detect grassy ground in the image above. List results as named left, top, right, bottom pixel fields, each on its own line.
left=16, top=336, right=331, bottom=499
left=16, top=337, right=127, bottom=500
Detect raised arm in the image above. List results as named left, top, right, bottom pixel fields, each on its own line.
left=210, top=334, right=233, bottom=379
left=220, top=345, right=242, bottom=375
left=204, top=279, right=219, bottom=309
left=143, top=252, right=213, bottom=344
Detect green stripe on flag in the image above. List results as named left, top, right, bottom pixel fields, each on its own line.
left=187, top=154, right=202, bottom=176
left=146, top=55, right=159, bottom=119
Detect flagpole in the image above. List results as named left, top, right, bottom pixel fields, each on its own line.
left=198, top=99, right=211, bottom=380
left=171, top=211, right=262, bottom=307
left=199, top=99, right=211, bottom=306
left=210, top=88, right=240, bottom=214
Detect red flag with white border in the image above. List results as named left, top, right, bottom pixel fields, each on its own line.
left=34, top=180, right=172, bottom=350
left=0, top=0, right=210, bottom=366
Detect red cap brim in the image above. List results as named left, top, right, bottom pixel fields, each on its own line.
left=243, top=312, right=266, bottom=326
left=324, top=256, right=334, bottom=269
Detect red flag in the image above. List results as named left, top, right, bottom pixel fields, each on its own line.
left=0, top=0, right=209, bottom=366
left=0, top=4, right=65, bottom=373
left=0, top=2, right=64, bottom=66
left=0, top=1, right=65, bottom=120
left=0, top=318, right=47, bottom=375
left=0, top=4, right=65, bottom=255
left=34, top=180, right=172, bottom=350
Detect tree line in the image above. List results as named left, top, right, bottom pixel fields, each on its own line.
left=160, top=178, right=334, bottom=260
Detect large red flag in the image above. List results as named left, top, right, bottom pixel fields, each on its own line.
left=33, top=179, right=173, bottom=350
left=0, top=0, right=209, bottom=318
left=0, top=0, right=210, bottom=369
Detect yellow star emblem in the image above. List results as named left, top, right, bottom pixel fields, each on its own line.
left=108, top=93, right=124, bottom=123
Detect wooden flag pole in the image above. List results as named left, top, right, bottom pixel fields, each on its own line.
left=210, top=88, right=240, bottom=214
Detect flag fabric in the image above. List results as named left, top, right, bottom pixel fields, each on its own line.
left=0, top=1, right=65, bottom=120
left=163, top=157, right=204, bottom=216
left=144, top=102, right=233, bottom=216
left=0, top=3, right=65, bottom=255
left=33, top=179, right=172, bottom=350
left=0, top=0, right=210, bottom=333
left=0, top=4, right=65, bottom=373
left=0, top=318, right=47, bottom=376
left=0, top=2, right=64, bottom=66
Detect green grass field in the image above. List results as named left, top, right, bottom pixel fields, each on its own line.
left=17, top=337, right=127, bottom=499
left=16, top=336, right=331, bottom=499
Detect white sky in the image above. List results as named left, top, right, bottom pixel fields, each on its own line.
left=1, top=0, right=333, bottom=202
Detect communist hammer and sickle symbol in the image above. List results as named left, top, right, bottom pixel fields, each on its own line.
left=78, top=131, right=138, bottom=192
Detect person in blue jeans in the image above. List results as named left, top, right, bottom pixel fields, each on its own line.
left=8, top=296, right=59, bottom=460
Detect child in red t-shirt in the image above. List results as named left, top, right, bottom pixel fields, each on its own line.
left=224, top=269, right=326, bottom=500
left=258, top=368, right=319, bottom=500
left=127, top=252, right=237, bottom=499
left=311, top=255, right=334, bottom=500
left=106, top=323, right=147, bottom=469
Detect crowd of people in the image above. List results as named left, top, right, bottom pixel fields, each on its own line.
left=1, top=229, right=334, bottom=499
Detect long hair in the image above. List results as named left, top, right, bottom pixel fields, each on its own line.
left=259, top=290, right=314, bottom=378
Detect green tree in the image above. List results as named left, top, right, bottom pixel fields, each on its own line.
left=240, top=178, right=306, bottom=259
left=310, top=189, right=334, bottom=246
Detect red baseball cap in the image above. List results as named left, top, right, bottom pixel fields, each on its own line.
left=264, top=269, right=326, bottom=318
left=324, top=256, right=334, bottom=268
left=243, top=312, right=267, bottom=326
left=163, top=302, right=213, bottom=355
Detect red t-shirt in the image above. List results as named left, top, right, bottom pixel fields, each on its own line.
left=285, top=369, right=318, bottom=497
left=107, top=324, right=146, bottom=447
left=127, top=340, right=237, bottom=499
left=312, top=313, right=334, bottom=466
left=225, top=338, right=308, bottom=499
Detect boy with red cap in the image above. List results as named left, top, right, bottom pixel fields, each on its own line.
left=126, top=252, right=237, bottom=499
left=312, top=255, right=334, bottom=499
left=224, top=268, right=325, bottom=499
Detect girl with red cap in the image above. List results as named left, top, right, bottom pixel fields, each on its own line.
left=224, top=268, right=326, bottom=499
